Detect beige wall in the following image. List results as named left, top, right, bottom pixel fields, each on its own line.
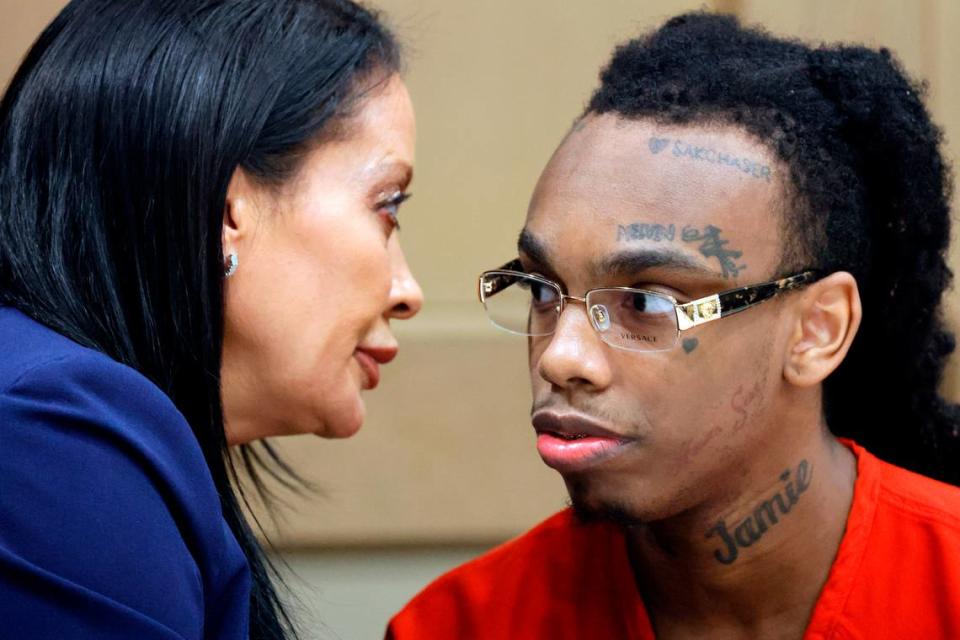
left=3, top=0, right=959, bottom=547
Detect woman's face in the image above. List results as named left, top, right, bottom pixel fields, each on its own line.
left=221, top=75, right=422, bottom=444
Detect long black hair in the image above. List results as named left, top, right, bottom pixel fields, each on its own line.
left=0, top=0, right=400, bottom=637
left=585, top=12, right=960, bottom=485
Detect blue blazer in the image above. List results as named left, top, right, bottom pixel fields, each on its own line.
left=0, top=306, right=250, bottom=639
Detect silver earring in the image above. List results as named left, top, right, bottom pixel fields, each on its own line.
left=224, top=254, right=239, bottom=277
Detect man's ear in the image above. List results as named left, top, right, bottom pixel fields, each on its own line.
left=223, top=169, right=259, bottom=258
left=783, top=271, right=862, bottom=387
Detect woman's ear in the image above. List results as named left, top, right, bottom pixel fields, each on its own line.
left=783, top=271, right=862, bottom=388
left=223, top=169, right=259, bottom=258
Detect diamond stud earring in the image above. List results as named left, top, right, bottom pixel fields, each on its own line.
left=224, top=254, right=239, bottom=278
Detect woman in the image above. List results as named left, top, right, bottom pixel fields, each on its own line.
left=0, top=1, right=421, bottom=638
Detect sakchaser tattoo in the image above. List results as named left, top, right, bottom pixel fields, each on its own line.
left=647, top=136, right=773, bottom=182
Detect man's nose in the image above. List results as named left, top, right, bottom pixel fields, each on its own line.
left=536, top=302, right=613, bottom=391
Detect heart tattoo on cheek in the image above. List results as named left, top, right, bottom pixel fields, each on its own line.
left=682, top=337, right=700, bottom=354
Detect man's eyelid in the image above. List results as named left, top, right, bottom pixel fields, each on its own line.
left=610, top=269, right=704, bottom=300
left=517, top=258, right=563, bottom=287
left=626, top=281, right=686, bottom=301
left=527, top=270, right=565, bottom=293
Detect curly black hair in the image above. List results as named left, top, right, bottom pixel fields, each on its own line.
left=585, top=12, right=960, bottom=485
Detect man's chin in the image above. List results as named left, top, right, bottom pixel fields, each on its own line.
left=570, top=498, right=645, bottom=527
left=566, top=476, right=647, bottom=527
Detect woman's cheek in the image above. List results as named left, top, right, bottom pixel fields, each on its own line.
left=353, top=242, right=396, bottom=310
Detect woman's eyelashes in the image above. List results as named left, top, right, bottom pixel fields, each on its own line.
left=375, top=191, right=411, bottom=232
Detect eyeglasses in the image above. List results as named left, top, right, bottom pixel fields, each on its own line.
left=477, top=259, right=820, bottom=352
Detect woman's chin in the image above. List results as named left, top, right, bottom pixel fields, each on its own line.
left=317, top=396, right=366, bottom=439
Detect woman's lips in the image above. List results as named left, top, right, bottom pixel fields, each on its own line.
left=354, top=350, right=380, bottom=389
left=532, top=412, right=633, bottom=473
left=354, top=346, right=398, bottom=390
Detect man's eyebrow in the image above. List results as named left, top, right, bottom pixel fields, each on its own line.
left=595, top=248, right=719, bottom=280
left=518, top=229, right=721, bottom=281
left=517, top=228, right=553, bottom=270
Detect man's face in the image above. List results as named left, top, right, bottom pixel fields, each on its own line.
left=523, top=115, right=793, bottom=523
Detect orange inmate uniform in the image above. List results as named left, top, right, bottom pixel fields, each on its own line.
left=387, top=442, right=960, bottom=639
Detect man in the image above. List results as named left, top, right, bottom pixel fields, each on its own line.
left=389, top=13, right=960, bottom=639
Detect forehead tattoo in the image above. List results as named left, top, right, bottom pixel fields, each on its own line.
left=647, top=135, right=773, bottom=182
left=617, top=221, right=747, bottom=279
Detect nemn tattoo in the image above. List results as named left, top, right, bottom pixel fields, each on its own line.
left=706, top=460, right=813, bottom=565
left=617, top=223, right=676, bottom=243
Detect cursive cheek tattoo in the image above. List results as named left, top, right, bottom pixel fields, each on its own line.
left=705, top=459, right=813, bottom=565
left=680, top=380, right=761, bottom=465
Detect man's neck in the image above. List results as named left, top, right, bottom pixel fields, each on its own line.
left=626, top=432, right=857, bottom=639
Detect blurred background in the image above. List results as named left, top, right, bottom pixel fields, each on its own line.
left=3, top=0, right=959, bottom=638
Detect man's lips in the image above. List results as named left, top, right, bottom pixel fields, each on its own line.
left=354, top=346, right=398, bottom=390
left=531, top=411, right=634, bottom=473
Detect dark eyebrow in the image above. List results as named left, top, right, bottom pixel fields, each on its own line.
left=596, top=248, right=719, bottom=280
left=519, top=228, right=721, bottom=283
left=517, top=228, right=553, bottom=270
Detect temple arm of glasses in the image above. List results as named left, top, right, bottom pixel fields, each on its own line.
left=498, top=259, right=523, bottom=272
left=675, top=271, right=820, bottom=331
left=478, top=259, right=528, bottom=300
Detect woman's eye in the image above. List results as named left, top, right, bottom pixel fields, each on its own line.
left=376, top=191, right=411, bottom=233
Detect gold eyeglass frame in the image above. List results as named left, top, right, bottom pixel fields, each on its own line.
left=478, top=259, right=820, bottom=351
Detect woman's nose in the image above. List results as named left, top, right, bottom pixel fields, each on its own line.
left=388, top=239, right=423, bottom=320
